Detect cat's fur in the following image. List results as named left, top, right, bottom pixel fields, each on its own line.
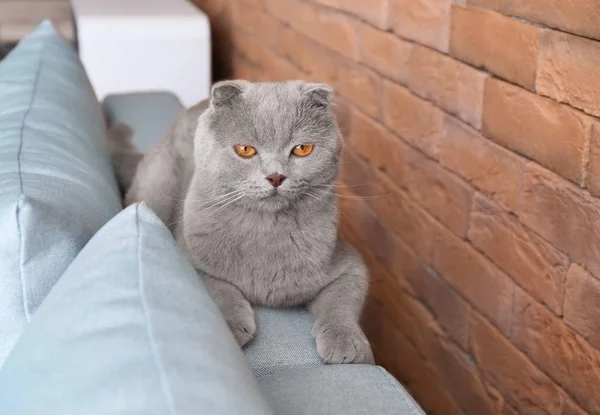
left=109, top=80, right=373, bottom=364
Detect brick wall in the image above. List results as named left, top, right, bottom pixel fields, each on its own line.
left=192, top=1, right=600, bottom=414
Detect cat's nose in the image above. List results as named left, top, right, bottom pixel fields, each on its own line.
left=266, top=173, right=287, bottom=187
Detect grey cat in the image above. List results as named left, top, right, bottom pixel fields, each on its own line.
left=109, top=80, right=374, bottom=364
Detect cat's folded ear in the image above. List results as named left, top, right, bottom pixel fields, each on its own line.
left=302, top=83, right=334, bottom=108
left=211, top=80, right=250, bottom=107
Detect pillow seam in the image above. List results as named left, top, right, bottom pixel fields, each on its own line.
left=16, top=40, right=48, bottom=322
left=135, top=205, right=178, bottom=415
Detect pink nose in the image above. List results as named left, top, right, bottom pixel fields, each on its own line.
left=266, top=173, right=287, bottom=187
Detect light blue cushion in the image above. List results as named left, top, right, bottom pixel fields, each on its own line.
left=246, top=308, right=323, bottom=377
left=259, top=365, right=425, bottom=415
left=0, top=21, right=121, bottom=366
left=103, top=92, right=185, bottom=152
left=0, top=203, right=273, bottom=415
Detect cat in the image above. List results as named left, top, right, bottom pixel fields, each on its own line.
left=108, top=80, right=374, bottom=364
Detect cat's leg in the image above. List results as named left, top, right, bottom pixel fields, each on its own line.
left=203, top=275, right=256, bottom=347
left=309, top=240, right=374, bottom=364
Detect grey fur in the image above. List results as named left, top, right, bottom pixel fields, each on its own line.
left=109, top=80, right=373, bottom=364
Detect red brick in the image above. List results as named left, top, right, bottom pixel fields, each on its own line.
left=483, top=78, right=591, bottom=185
left=341, top=223, right=414, bottom=296
left=391, top=0, right=452, bottom=52
left=404, top=146, right=473, bottom=237
left=389, top=290, right=441, bottom=360
left=564, top=401, right=589, bottom=415
left=341, top=147, right=436, bottom=261
left=502, top=404, right=519, bottom=415
left=363, top=302, right=463, bottom=415
left=359, top=24, right=412, bottom=84
left=349, top=111, right=404, bottom=184
left=232, top=53, right=260, bottom=81
left=467, top=0, right=600, bottom=41
left=520, top=163, right=600, bottom=278
left=564, top=263, right=600, bottom=350
left=264, top=0, right=297, bottom=23
left=231, top=1, right=256, bottom=32
left=407, top=262, right=471, bottom=348
left=441, top=116, right=523, bottom=212
left=433, top=223, right=514, bottom=335
left=383, top=81, right=444, bottom=159
left=281, top=31, right=340, bottom=84
left=369, top=255, right=415, bottom=322
left=384, top=234, right=428, bottom=297
left=296, top=1, right=359, bottom=59
left=373, top=174, right=437, bottom=261
left=537, top=30, right=600, bottom=118
left=450, top=5, right=541, bottom=89
left=241, top=0, right=264, bottom=7
left=313, top=0, right=391, bottom=29
left=434, top=338, right=497, bottom=415
left=332, top=96, right=351, bottom=139
left=470, top=312, right=570, bottom=415
left=192, top=0, right=230, bottom=16
left=338, top=156, right=398, bottom=266
left=409, top=46, right=487, bottom=129
left=587, top=124, right=600, bottom=197
left=511, top=288, right=600, bottom=414
left=232, top=1, right=291, bottom=56
left=469, top=194, right=569, bottom=315
left=339, top=148, right=378, bottom=198
left=233, top=30, right=302, bottom=81
left=336, top=64, right=382, bottom=119
left=265, top=0, right=359, bottom=59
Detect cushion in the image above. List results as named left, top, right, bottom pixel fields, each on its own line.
left=0, top=203, right=273, bottom=415
left=0, top=21, right=121, bottom=366
left=258, top=365, right=425, bottom=415
left=246, top=308, right=323, bottom=377
left=103, top=91, right=185, bottom=151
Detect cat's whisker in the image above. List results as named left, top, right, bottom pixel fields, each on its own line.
left=305, top=191, right=351, bottom=224
left=188, top=194, right=244, bottom=217
left=203, top=194, right=245, bottom=218
left=311, top=188, right=389, bottom=200
left=167, top=190, right=241, bottom=204
left=315, top=183, right=378, bottom=189
left=166, top=192, right=244, bottom=227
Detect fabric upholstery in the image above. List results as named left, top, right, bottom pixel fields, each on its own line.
left=0, top=21, right=121, bottom=366
left=259, top=365, right=425, bottom=415
left=245, top=308, right=323, bottom=377
left=0, top=203, right=273, bottom=415
left=103, top=91, right=185, bottom=152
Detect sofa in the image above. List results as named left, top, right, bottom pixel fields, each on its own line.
left=0, top=22, right=425, bottom=415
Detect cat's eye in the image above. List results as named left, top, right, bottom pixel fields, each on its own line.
left=291, top=144, right=314, bottom=157
left=234, top=144, right=257, bottom=158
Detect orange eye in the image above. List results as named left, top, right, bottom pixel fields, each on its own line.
left=234, top=144, right=257, bottom=158
left=291, top=144, right=314, bottom=157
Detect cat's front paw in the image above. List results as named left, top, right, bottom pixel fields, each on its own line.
left=314, top=324, right=374, bottom=364
left=223, top=302, right=256, bottom=347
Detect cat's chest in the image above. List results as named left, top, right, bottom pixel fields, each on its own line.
left=192, top=209, right=331, bottom=263
left=182, top=207, right=337, bottom=305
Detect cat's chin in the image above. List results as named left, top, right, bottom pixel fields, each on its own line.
left=246, top=192, right=294, bottom=212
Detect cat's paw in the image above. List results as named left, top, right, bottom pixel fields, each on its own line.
left=314, top=324, right=374, bottom=364
left=223, top=302, right=256, bottom=347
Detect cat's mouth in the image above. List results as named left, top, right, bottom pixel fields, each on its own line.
left=263, top=187, right=283, bottom=198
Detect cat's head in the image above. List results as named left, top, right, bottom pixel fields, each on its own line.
left=194, top=80, right=341, bottom=211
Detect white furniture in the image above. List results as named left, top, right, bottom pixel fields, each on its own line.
left=70, top=0, right=211, bottom=107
